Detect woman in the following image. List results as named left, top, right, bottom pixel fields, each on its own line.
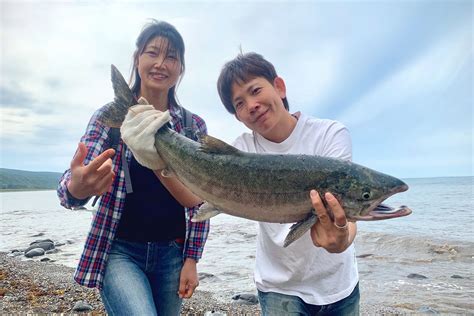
left=57, top=20, right=209, bottom=315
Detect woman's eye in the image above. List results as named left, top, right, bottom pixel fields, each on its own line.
left=167, top=55, right=177, bottom=60
left=145, top=51, right=157, bottom=57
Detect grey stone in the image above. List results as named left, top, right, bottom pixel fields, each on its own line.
left=204, top=312, right=226, bottom=316
left=72, top=301, right=93, bottom=312
left=29, top=239, right=54, bottom=245
left=25, top=240, right=55, bottom=253
left=407, top=273, right=428, bottom=279
left=418, top=306, right=439, bottom=314
left=25, top=248, right=45, bottom=258
left=199, top=272, right=220, bottom=281
left=232, top=293, right=259, bottom=305
left=357, top=253, right=374, bottom=258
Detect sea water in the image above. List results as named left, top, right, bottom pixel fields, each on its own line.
left=1, top=177, right=473, bottom=313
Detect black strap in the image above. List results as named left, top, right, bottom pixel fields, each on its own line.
left=180, top=106, right=195, bottom=140
left=91, top=127, right=132, bottom=207
left=108, top=127, right=121, bottom=150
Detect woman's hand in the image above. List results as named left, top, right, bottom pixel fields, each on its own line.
left=67, top=142, right=115, bottom=199
left=310, top=190, right=357, bottom=253
left=120, top=97, right=170, bottom=170
left=178, top=258, right=199, bottom=299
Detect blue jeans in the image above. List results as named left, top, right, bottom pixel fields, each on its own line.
left=100, top=238, right=184, bottom=316
left=258, top=283, right=360, bottom=316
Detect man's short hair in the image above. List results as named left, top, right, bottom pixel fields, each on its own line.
left=217, top=52, right=289, bottom=114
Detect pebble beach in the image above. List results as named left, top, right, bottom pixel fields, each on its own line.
left=0, top=252, right=261, bottom=315
left=0, top=252, right=409, bottom=315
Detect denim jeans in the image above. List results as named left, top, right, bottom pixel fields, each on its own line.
left=258, top=283, right=360, bottom=316
left=100, top=238, right=184, bottom=316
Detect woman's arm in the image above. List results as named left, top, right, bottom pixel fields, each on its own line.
left=153, top=170, right=202, bottom=208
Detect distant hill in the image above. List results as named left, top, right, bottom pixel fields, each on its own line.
left=0, top=168, right=63, bottom=191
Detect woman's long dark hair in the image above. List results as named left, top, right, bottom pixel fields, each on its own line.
left=129, top=20, right=185, bottom=107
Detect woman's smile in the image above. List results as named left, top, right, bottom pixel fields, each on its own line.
left=149, top=72, right=168, bottom=81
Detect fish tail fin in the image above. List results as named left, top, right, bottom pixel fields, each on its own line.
left=98, top=65, right=137, bottom=128
left=283, top=212, right=317, bottom=247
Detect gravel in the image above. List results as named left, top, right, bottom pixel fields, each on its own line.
left=0, top=252, right=259, bottom=314
left=0, top=252, right=406, bottom=315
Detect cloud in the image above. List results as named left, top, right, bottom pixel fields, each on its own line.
left=0, top=1, right=472, bottom=177
left=0, top=85, right=37, bottom=110
left=339, top=24, right=471, bottom=128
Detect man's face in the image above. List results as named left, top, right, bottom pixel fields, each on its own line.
left=231, top=77, right=287, bottom=138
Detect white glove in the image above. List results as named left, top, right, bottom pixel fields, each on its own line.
left=120, top=97, right=171, bottom=170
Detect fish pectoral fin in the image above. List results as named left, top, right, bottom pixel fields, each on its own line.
left=191, top=202, right=221, bottom=222
left=283, top=213, right=317, bottom=247
left=198, top=134, right=241, bottom=155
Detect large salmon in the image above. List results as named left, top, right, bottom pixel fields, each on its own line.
left=99, top=65, right=411, bottom=247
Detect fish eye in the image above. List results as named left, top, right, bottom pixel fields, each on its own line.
left=362, top=191, right=371, bottom=200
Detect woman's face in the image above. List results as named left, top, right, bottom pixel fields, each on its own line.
left=137, top=36, right=182, bottom=95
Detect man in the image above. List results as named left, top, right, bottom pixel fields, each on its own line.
left=122, top=52, right=360, bottom=315
left=216, top=52, right=359, bottom=315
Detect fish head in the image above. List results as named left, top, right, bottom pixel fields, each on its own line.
left=331, top=166, right=412, bottom=221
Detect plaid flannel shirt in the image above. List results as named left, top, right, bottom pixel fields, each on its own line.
left=57, top=103, right=210, bottom=289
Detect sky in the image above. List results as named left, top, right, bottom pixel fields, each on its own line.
left=0, top=0, right=472, bottom=179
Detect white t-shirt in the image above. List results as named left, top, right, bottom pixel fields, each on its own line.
left=232, top=113, right=359, bottom=305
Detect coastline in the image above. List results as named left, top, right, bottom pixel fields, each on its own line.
left=0, top=252, right=407, bottom=315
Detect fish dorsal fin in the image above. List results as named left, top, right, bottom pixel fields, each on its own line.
left=199, top=134, right=240, bottom=155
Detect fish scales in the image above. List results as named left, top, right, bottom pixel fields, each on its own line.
left=153, top=126, right=389, bottom=223
left=154, top=128, right=309, bottom=222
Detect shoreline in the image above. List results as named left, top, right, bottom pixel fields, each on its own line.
left=0, top=252, right=408, bottom=315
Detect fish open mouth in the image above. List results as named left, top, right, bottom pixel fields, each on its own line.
left=353, top=204, right=412, bottom=221
left=370, top=204, right=412, bottom=219
left=352, top=183, right=412, bottom=221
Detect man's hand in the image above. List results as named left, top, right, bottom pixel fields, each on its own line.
left=120, top=97, right=171, bottom=170
left=67, top=142, right=115, bottom=200
left=310, top=190, right=356, bottom=253
left=178, top=258, right=199, bottom=299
